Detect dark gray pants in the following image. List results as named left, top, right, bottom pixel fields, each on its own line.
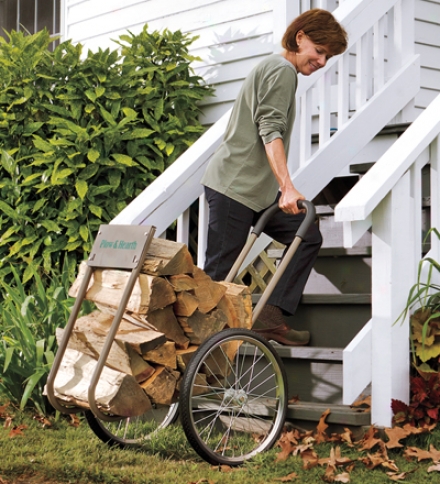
left=203, top=187, right=322, bottom=316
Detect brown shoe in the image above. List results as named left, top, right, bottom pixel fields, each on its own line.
left=252, top=305, right=310, bottom=346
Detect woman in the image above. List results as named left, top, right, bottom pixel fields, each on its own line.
left=201, top=9, right=348, bottom=345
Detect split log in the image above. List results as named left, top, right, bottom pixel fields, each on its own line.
left=69, top=261, right=176, bottom=313
left=140, top=366, right=177, bottom=405
left=142, top=238, right=194, bottom=276
left=143, top=306, right=190, bottom=349
left=217, top=281, right=253, bottom=329
left=143, top=341, right=177, bottom=370
left=176, top=346, right=199, bottom=372
left=73, top=310, right=167, bottom=354
left=178, top=308, right=228, bottom=345
left=192, top=267, right=227, bottom=313
left=173, top=291, right=198, bottom=317
left=167, top=274, right=198, bottom=292
left=56, top=327, right=155, bottom=383
left=52, top=348, right=152, bottom=417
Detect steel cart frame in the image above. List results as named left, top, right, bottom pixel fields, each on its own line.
left=46, top=200, right=316, bottom=464
left=178, top=200, right=316, bottom=465
left=46, top=224, right=178, bottom=439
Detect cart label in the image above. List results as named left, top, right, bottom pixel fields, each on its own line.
left=88, top=224, right=155, bottom=269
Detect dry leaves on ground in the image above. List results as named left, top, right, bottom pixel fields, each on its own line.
left=275, top=407, right=439, bottom=482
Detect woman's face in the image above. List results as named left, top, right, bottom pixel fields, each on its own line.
left=293, top=31, right=332, bottom=76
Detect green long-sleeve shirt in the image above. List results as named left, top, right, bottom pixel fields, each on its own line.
left=201, top=54, right=298, bottom=211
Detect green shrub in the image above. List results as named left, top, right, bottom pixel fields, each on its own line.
left=0, top=26, right=213, bottom=285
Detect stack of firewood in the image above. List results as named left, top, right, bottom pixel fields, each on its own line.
left=52, top=238, right=252, bottom=417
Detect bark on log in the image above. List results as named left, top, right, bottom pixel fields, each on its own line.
left=192, top=267, right=227, bottom=313
left=142, top=238, right=194, bottom=276
left=178, top=308, right=228, bottom=345
left=217, top=281, right=253, bottom=329
left=69, top=261, right=176, bottom=313
left=143, top=306, right=190, bottom=349
left=143, top=341, right=177, bottom=370
left=167, top=274, right=198, bottom=292
left=173, top=291, right=198, bottom=317
left=140, top=366, right=177, bottom=405
left=176, top=346, right=199, bottom=372
left=52, top=348, right=152, bottom=417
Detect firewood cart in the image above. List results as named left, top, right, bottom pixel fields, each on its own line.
left=46, top=200, right=315, bottom=466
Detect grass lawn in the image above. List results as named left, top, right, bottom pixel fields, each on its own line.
left=1, top=410, right=440, bottom=484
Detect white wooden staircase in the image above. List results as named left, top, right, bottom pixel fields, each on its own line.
left=111, top=0, right=440, bottom=428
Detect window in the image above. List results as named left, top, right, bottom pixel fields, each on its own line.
left=0, top=0, right=62, bottom=48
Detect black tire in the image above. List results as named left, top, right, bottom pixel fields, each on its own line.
left=84, top=402, right=179, bottom=448
left=180, top=328, right=287, bottom=465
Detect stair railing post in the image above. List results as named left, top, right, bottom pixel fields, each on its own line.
left=371, top=172, right=413, bottom=426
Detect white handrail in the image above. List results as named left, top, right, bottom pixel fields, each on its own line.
left=337, top=93, right=440, bottom=427
left=335, top=93, right=440, bottom=226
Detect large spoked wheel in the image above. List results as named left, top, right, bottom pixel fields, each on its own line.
left=84, top=402, right=179, bottom=448
left=180, top=328, right=288, bottom=466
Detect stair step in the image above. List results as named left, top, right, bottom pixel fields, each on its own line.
left=252, top=293, right=371, bottom=305
left=270, top=344, right=342, bottom=361
left=286, top=401, right=370, bottom=427
left=267, top=246, right=372, bottom=259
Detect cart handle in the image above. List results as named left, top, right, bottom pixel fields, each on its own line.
left=225, top=199, right=316, bottom=284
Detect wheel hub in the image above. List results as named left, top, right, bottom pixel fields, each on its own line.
left=224, top=387, right=248, bottom=407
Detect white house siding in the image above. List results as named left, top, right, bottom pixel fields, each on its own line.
left=64, top=0, right=274, bottom=125
left=415, top=0, right=440, bottom=112
left=64, top=0, right=440, bottom=125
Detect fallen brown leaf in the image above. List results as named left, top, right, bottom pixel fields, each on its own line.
left=351, top=395, right=371, bottom=408
left=427, top=463, right=440, bottom=473
left=334, top=472, right=350, bottom=483
left=404, top=444, right=440, bottom=462
left=356, top=426, right=382, bottom=451
left=340, top=428, right=354, bottom=447
left=33, top=415, right=52, bottom=428
left=322, top=464, right=337, bottom=483
left=315, top=408, right=331, bottom=444
left=8, top=424, right=27, bottom=438
left=274, top=472, right=299, bottom=482
left=276, top=429, right=302, bottom=462
left=300, top=448, right=319, bottom=469
left=386, top=468, right=417, bottom=481
left=69, top=414, right=81, bottom=427
left=385, top=426, right=411, bottom=449
left=276, top=439, right=297, bottom=462
left=361, top=443, right=398, bottom=472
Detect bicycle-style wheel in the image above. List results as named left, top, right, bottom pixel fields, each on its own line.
left=180, top=328, right=287, bottom=465
left=84, top=402, right=179, bottom=448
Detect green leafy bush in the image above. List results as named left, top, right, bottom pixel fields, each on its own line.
left=0, top=266, right=93, bottom=414
left=0, top=26, right=213, bottom=284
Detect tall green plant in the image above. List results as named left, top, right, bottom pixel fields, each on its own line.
left=396, top=228, right=440, bottom=375
left=0, top=26, right=213, bottom=285
left=0, top=266, right=92, bottom=414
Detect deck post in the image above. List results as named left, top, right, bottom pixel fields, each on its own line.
left=371, top=172, right=412, bottom=426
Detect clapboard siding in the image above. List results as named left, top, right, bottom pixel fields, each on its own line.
left=415, top=0, right=440, bottom=110
left=67, top=0, right=271, bottom=44
left=64, top=0, right=440, bottom=123
left=65, top=0, right=273, bottom=123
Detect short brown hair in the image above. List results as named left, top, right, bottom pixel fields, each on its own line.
left=282, top=9, right=348, bottom=56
